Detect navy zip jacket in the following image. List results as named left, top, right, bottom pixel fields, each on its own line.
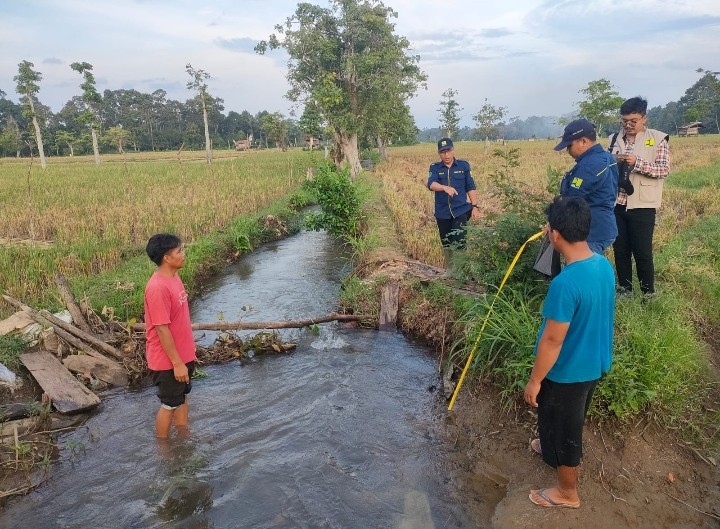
left=427, top=158, right=476, bottom=220
left=560, top=143, right=619, bottom=243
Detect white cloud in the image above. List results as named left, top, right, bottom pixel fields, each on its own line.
left=1, top=0, right=718, bottom=127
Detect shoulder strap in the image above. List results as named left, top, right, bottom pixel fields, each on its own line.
left=608, top=132, right=619, bottom=152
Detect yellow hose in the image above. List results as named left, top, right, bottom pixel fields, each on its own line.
left=447, top=230, right=545, bottom=411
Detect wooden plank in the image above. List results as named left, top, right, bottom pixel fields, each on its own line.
left=63, top=354, right=128, bottom=387
left=378, top=281, right=399, bottom=332
left=20, top=351, right=100, bottom=414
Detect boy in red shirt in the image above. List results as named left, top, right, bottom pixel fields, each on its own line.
left=144, top=233, right=197, bottom=438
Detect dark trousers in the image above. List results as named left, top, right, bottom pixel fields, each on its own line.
left=613, top=204, right=656, bottom=294
left=436, top=211, right=471, bottom=249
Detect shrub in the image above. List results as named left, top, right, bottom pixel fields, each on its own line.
left=305, top=162, right=366, bottom=239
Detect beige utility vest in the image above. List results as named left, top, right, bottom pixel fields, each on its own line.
left=611, top=128, right=669, bottom=209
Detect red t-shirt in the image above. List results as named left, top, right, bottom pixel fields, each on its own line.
left=144, top=272, right=197, bottom=371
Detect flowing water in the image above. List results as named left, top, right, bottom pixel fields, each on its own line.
left=0, top=229, right=497, bottom=529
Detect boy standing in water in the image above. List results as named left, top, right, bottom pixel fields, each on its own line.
left=145, top=233, right=197, bottom=438
left=524, top=196, right=615, bottom=509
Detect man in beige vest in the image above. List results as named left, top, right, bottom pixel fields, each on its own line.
left=609, top=97, right=670, bottom=296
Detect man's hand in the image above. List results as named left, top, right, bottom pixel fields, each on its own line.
left=618, top=153, right=637, bottom=166
left=470, top=207, right=480, bottom=220
left=173, top=362, right=190, bottom=383
left=524, top=379, right=541, bottom=408
left=444, top=185, right=458, bottom=197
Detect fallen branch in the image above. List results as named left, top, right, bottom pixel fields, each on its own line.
left=55, top=273, right=92, bottom=334
left=38, top=309, right=124, bottom=361
left=132, top=312, right=370, bottom=332
left=1, top=294, right=125, bottom=362
left=664, top=491, right=720, bottom=521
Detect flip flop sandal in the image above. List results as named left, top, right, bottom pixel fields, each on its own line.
left=529, top=488, right=580, bottom=509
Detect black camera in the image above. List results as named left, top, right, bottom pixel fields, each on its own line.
left=617, top=159, right=635, bottom=195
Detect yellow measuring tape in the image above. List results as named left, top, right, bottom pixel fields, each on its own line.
left=447, top=230, right=545, bottom=411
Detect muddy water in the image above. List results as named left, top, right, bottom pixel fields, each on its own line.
left=0, top=230, right=498, bottom=529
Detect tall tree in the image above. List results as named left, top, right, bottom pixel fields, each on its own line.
left=70, top=61, right=102, bottom=164
left=576, top=78, right=624, bottom=137
left=185, top=63, right=213, bottom=163
left=14, top=60, right=47, bottom=168
left=437, top=88, right=462, bottom=139
left=473, top=98, right=508, bottom=141
left=257, top=0, right=425, bottom=179
left=298, top=100, right=325, bottom=149
left=260, top=112, right=290, bottom=150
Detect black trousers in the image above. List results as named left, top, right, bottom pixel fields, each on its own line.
left=436, top=211, right=471, bottom=249
left=613, top=204, right=656, bottom=294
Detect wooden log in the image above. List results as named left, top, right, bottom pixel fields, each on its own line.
left=55, top=273, right=93, bottom=334
left=0, top=417, right=39, bottom=442
left=378, top=281, right=399, bottom=332
left=132, top=312, right=369, bottom=332
left=38, top=309, right=124, bottom=361
left=0, top=403, right=40, bottom=422
left=20, top=351, right=100, bottom=414
left=63, top=354, right=128, bottom=387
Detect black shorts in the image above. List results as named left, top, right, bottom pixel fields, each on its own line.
left=537, top=377, right=599, bottom=468
left=151, top=361, right=196, bottom=408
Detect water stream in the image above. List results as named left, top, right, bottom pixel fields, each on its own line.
left=0, top=229, right=493, bottom=529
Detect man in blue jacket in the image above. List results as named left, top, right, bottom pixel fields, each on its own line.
left=427, top=138, right=480, bottom=275
left=554, top=119, right=618, bottom=254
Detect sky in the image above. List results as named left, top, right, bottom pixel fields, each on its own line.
left=1, top=0, right=719, bottom=129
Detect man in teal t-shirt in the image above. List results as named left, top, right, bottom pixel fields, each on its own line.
left=524, top=196, right=615, bottom=509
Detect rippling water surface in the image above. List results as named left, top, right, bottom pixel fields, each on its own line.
left=1, top=230, right=483, bottom=529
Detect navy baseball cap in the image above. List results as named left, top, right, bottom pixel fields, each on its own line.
left=437, top=137, right=454, bottom=152
left=554, top=119, right=596, bottom=151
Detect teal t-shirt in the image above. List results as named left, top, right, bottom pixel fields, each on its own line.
left=534, top=253, right=615, bottom=383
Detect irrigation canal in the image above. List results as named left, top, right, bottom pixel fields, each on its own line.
left=0, top=228, right=498, bottom=528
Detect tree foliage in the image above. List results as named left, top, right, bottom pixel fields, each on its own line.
left=472, top=98, right=508, bottom=141
left=70, top=61, right=102, bottom=163
left=186, top=63, right=213, bottom=163
left=256, top=0, right=425, bottom=178
left=14, top=60, right=47, bottom=168
left=437, top=88, right=462, bottom=139
left=576, top=78, right=624, bottom=137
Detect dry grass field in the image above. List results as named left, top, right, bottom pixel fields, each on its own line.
left=378, top=136, right=720, bottom=268
left=0, top=149, right=317, bottom=311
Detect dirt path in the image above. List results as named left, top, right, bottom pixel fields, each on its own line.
left=442, top=386, right=720, bottom=529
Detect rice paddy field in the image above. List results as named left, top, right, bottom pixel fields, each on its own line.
left=377, top=135, right=720, bottom=268
left=0, top=148, right=318, bottom=316
left=1, top=136, right=719, bottom=321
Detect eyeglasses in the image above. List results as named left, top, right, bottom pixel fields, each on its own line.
left=621, top=117, right=644, bottom=125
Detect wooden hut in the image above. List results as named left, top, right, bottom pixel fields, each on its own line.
left=678, top=122, right=704, bottom=137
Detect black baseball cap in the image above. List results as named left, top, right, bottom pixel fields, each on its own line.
left=437, top=138, right=454, bottom=152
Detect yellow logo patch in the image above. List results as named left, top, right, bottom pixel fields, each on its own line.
left=645, top=138, right=655, bottom=147
left=571, top=177, right=583, bottom=189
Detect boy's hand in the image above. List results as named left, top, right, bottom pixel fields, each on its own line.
left=524, top=379, right=541, bottom=408
left=173, top=363, right=190, bottom=383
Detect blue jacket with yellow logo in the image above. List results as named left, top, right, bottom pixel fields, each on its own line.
left=427, top=158, right=476, bottom=219
left=560, top=143, right=618, bottom=243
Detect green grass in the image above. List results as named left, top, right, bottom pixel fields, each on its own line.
left=0, top=334, right=29, bottom=371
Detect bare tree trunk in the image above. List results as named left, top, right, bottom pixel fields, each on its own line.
left=334, top=130, right=361, bottom=180
left=202, top=98, right=212, bottom=164
left=28, top=98, right=46, bottom=169
left=91, top=127, right=101, bottom=165
left=377, top=136, right=388, bottom=161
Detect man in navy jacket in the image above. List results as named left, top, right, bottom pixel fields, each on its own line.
left=554, top=119, right=618, bottom=254
left=427, top=138, right=480, bottom=275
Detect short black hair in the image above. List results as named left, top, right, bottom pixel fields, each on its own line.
left=146, top=233, right=182, bottom=266
left=620, top=96, right=648, bottom=116
left=545, top=196, right=590, bottom=243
